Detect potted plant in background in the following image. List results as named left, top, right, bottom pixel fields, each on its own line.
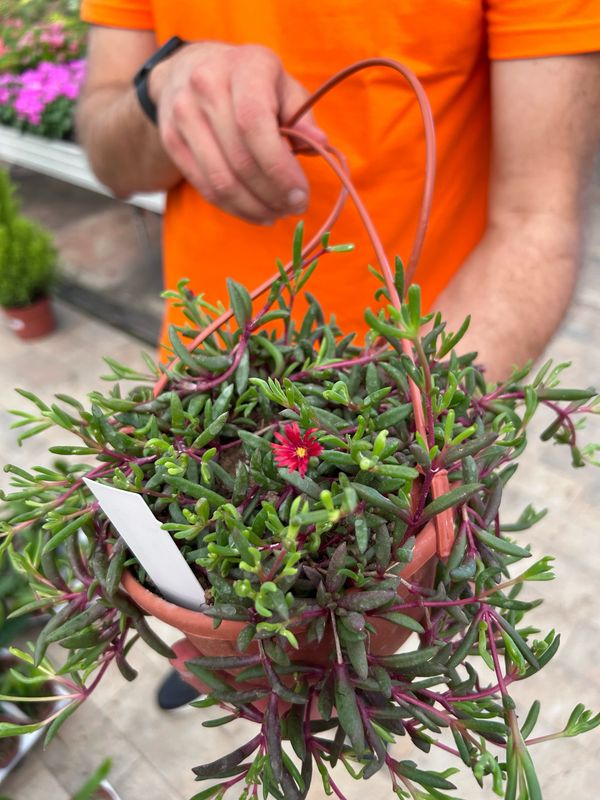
left=0, top=167, right=57, bottom=339
left=0, top=758, right=121, bottom=800
left=0, top=2, right=86, bottom=142
left=0, top=713, right=18, bottom=774
left=0, top=58, right=599, bottom=799
left=0, top=556, right=35, bottom=650
left=0, top=475, right=57, bottom=783
left=70, top=759, right=121, bottom=800
left=0, top=638, right=65, bottom=782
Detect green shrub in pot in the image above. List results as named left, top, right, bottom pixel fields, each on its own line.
left=0, top=168, right=57, bottom=311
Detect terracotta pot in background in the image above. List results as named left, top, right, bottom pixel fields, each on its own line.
left=68, top=782, right=122, bottom=800
left=2, top=295, right=55, bottom=340
left=122, top=519, right=439, bottom=695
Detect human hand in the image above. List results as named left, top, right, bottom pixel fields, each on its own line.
left=149, top=42, right=327, bottom=224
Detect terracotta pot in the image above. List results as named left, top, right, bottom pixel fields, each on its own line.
left=2, top=295, right=55, bottom=340
left=122, top=519, right=439, bottom=691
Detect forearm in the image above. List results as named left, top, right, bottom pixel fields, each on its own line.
left=434, top=215, right=580, bottom=383
left=436, top=54, right=600, bottom=384
left=79, top=26, right=321, bottom=222
left=76, top=85, right=182, bottom=198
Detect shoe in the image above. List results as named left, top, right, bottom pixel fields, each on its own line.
left=157, top=668, right=201, bottom=710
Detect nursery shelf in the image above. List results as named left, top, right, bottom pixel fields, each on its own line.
left=0, top=125, right=165, bottom=214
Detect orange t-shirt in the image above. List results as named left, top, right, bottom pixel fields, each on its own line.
left=81, top=1, right=600, bottom=338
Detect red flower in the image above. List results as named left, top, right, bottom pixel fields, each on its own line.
left=271, top=423, right=323, bottom=477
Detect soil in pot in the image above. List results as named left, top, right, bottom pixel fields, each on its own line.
left=0, top=654, right=17, bottom=675
left=0, top=716, right=20, bottom=768
left=3, top=295, right=55, bottom=340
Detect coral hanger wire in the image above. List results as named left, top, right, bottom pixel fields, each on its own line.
left=154, top=58, right=455, bottom=559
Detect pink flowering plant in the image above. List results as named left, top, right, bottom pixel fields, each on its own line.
left=0, top=6, right=86, bottom=139
left=0, top=220, right=599, bottom=799
left=0, top=59, right=85, bottom=138
left=0, top=14, right=86, bottom=74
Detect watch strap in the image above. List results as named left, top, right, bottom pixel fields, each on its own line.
left=134, top=35, right=187, bottom=124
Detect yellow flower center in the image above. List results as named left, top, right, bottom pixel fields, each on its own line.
left=295, top=447, right=307, bottom=458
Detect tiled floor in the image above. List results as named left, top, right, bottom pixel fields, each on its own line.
left=0, top=179, right=599, bottom=798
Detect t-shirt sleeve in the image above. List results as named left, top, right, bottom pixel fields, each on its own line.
left=486, top=0, right=600, bottom=60
left=80, top=0, right=154, bottom=30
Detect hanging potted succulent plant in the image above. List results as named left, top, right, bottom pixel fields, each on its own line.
left=0, top=167, right=57, bottom=340
left=0, top=59, right=599, bottom=800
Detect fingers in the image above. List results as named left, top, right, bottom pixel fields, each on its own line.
left=227, top=51, right=310, bottom=215
left=201, top=75, right=297, bottom=218
left=278, top=73, right=329, bottom=154
left=172, top=99, right=278, bottom=224
left=157, top=43, right=327, bottom=224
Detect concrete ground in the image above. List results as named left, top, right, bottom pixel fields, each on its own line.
left=0, top=173, right=598, bottom=798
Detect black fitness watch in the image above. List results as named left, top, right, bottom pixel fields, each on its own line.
left=133, top=35, right=187, bottom=124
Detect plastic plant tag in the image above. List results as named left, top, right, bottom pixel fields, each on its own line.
left=83, top=478, right=205, bottom=609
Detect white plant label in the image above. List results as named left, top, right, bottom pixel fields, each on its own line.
left=83, top=478, right=205, bottom=609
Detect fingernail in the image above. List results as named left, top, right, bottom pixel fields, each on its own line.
left=288, top=189, right=307, bottom=212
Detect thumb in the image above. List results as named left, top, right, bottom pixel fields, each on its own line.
left=279, top=74, right=329, bottom=153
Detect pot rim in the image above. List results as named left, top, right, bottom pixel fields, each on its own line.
left=121, top=518, right=438, bottom=637
left=2, top=293, right=50, bottom=314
